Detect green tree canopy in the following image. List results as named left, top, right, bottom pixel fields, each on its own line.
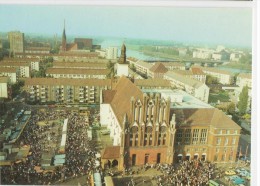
left=227, top=102, right=236, bottom=115
left=238, top=86, right=249, bottom=115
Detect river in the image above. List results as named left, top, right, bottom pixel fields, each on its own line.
left=99, top=39, right=251, bottom=73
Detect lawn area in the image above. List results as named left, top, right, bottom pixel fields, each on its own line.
left=209, top=91, right=230, bottom=103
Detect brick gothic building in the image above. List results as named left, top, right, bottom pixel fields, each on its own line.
left=100, top=76, right=241, bottom=170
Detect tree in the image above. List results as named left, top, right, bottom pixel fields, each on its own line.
left=130, top=64, right=136, bottom=72
left=106, top=61, right=115, bottom=78
left=238, top=86, right=249, bottom=115
left=206, top=75, right=219, bottom=85
left=227, top=102, right=236, bottom=115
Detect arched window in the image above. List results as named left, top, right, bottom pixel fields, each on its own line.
left=146, top=126, right=153, bottom=133
left=160, top=126, right=167, bottom=133
left=162, top=134, right=166, bottom=145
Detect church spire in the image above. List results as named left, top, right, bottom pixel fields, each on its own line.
left=61, top=19, right=67, bottom=52
left=118, top=43, right=126, bottom=64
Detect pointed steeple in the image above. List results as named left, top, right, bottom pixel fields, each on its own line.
left=61, top=19, right=67, bottom=52
left=118, top=43, right=126, bottom=64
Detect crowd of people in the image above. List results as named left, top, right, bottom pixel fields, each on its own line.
left=154, top=160, right=216, bottom=186
left=1, top=108, right=101, bottom=185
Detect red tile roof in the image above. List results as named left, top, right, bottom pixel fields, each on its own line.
left=25, top=78, right=111, bottom=86
left=46, top=68, right=109, bottom=75
left=149, top=62, right=168, bottom=73
left=190, top=67, right=205, bottom=75
left=172, top=108, right=241, bottom=129
left=109, top=76, right=143, bottom=125
left=102, top=146, right=120, bottom=159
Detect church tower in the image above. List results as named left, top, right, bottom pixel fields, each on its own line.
left=116, top=43, right=129, bottom=77
left=118, top=43, right=126, bottom=64
left=61, top=20, right=67, bottom=52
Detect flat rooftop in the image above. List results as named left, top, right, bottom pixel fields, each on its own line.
left=142, top=89, right=212, bottom=109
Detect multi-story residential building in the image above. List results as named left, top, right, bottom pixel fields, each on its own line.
left=134, top=79, right=171, bottom=89
left=52, top=62, right=107, bottom=70
left=161, top=62, right=186, bottom=71
left=8, top=31, right=24, bottom=54
left=0, top=62, right=30, bottom=78
left=235, top=73, right=252, bottom=111
left=0, top=67, right=18, bottom=83
left=178, top=48, right=187, bottom=57
left=106, top=47, right=118, bottom=60
left=164, top=71, right=209, bottom=103
left=99, top=77, right=240, bottom=170
left=46, top=68, right=109, bottom=79
left=236, top=73, right=252, bottom=89
left=56, top=52, right=99, bottom=62
left=128, top=60, right=153, bottom=77
left=230, top=53, right=242, bottom=62
left=148, top=63, right=168, bottom=79
left=170, top=68, right=206, bottom=83
left=96, top=49, right=106, bottom=58
left=192, top=48, right=214, bottom=59
left=25, top=47, right=51, bottom=54
left=1, top=58, right=40, bottom=71
left=0, top=77, right=9, bottom=98
left=201, top=67, right=234, bottom=85
left=190, top=67, right=207, bottom=83
left=15, top=52, right=105, bottom=63
left=211, top=51, right=230, bottom=61
left=24, top=78, right=111, bottom=104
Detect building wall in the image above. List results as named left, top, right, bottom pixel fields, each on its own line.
left=47, top=73, right=107, bottom=79
left=128, top=147, right=168, bottom=166
left=0, top=72, right=17, bottom=84
left=26, top=84, right=107, bottom=104
left=194, top=84, right=209, bottom=103
left=0, top=82, right=8, bottom=98
left=106, top=47, right=118, bottom=60
left=164, top=74, right=209, bottom=103
left=19, top=66, right=30, bottom=78
left=116, top=64, right=129, bottom=77
left=202, top=70, right=233, bottom=85
left=173, top=126, right=240, bottom=163
left=8, top=31, right=24, bottom=53
left=31, top=61, right=39, bottom=71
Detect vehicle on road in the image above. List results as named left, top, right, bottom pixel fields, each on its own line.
left=229, top=175, right=245, bottom=185
left=225, top=170, right=236, bottom=175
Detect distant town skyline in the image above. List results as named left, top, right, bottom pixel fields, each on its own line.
left=0, top=5, right=252, bottom=48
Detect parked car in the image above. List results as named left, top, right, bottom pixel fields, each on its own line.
left=229, top=175, right=245, bottom=185
left=225, top=170, right=236, bottom=175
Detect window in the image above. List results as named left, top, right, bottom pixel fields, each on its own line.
left=175, top=129, right=183, bottom=144
left=216, top=148, right=220, bottom=153
left=184, top=129, right=191, bottom=145
left=214, top=155, right=218, bottom=161
left=216, top=138, right=221, bottom=145
left=221, top=154, right=226, bottom=161
left=227, top=130, right=230, bottom=134
left=225, top=138, right=229, bottom=145
left=192, top=129, right=199, bottom=144
left=162, top=134, right=166, bottom=145
left=129, top=134, right=133, bottom=146
left=148, top=134, right=152, bottom=146
left=144, top=134, right=148, bottom=146
left=232, top=137, right=236, bottom=145
left=200, top=129, right=208, bottom=144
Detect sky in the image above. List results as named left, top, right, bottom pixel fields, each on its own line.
left=0, top=5, right=252, bottom=48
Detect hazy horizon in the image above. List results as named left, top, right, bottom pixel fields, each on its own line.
left=0, top=5, right=252, bottom=48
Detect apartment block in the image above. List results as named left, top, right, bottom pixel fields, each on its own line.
left=24, top=78, right=111, bottom=104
